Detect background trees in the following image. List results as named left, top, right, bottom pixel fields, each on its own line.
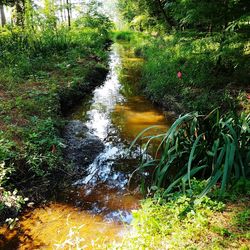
left=0, top=0, right=99, bottom=28
left=118, top=0, right=250, bottom=33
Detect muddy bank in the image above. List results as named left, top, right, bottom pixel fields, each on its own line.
left=63, top=120, right=105, bottom=173
left=0, top=62, right=109, bottom=225
left=59, top=65, right=108, bottom=114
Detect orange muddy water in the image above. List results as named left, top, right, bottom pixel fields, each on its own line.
left=0, top=43, right=171, bottom=249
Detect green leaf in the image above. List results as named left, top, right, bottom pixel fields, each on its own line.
left=187, top=133, right=203, bottom=188
left=198, top=170, right=223, bottom=198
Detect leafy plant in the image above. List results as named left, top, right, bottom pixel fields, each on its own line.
left=113, top=31, right=135, bottom=41
left=0, top=162, right=14, bottom=186
left=130, top=110, right=250, bottom=197
left=0, top=132, right=16, bottom=162
left=23, top=117, right=65, bottom=176
left=108, top=181, right=225, bottom=250
left=233, top=209, right=250, bottom=230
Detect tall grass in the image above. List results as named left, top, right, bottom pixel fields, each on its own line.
left=112, top=30, right=135, bottom=41
left=0, top=13, right=113, bottom=219
left=126, top=32, right=249, bottom=113
left=130, top=110, right=250, bottom=197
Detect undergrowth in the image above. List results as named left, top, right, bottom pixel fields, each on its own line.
left=109, top=189, right=249, bottom=249
left=121, top=31, right=250, bottom=114
left=0, top=15, right=112, bottom=221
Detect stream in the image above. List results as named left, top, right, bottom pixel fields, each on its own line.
left=0, top=43, right=171, bottom=249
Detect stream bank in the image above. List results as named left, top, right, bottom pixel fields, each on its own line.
left=0, top=42, right=172, bottom=248
left=0, top=36, right=110, bottom=225
left=118, top=32, right=250, bottom=116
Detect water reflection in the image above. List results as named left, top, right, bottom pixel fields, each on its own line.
left=0, top=203, right=124, bottom=249
left=84, top=48, right=124, bottom=140
left=113, top=96, right=169, bottom=140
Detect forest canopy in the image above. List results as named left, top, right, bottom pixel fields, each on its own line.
left=118, top=0, right=250, bottom=33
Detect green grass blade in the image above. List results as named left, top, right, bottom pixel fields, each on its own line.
left=198, top=170, right=223, bottom=198
left=187, top=133, right=203, bottom=188
left=163, top=165, right=207, bottom=196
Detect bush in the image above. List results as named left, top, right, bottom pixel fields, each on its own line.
left=113, top=31, right=135, bottom=41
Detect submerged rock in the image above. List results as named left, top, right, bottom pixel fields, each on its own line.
left=63, top=120, right=104, bottom=172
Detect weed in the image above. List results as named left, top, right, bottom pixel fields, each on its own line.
left=233, top=209, right=250, bottom=230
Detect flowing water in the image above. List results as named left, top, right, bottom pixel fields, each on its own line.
left=0, top=43, right=171, bottom=249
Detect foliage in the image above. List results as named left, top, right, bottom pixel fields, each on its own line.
left=233, top=208, right=250, bottom=231
left=0, top=0, right=112, bottom=220
left=118, top=1, right=249, bottom=114
left=0, top=133, right=17, bottom=163
left=23, top=117, right=64, bottom=176
left=74, top=6, right=114, bottom=37
left=0, top=162, right=27, bottom=221
left=124, top=31, right=249, bottom=113
left=113, top=30, right=135, bottom=41
left=130, top=111, right=250, bottom=197
left=0, top=189, right=26, bottom=212
left=104, top=179, right=249, bottom=250
left=118, top=0, right=250, bottom=33
left=0, top=162, right=13, bottom=186
left=117, top=0, right=168, bottom=32
left=107, top=181, right=225, bottom=249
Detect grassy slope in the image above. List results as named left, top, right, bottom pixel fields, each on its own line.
left=0, top=28, right=110, bottom=221
left=119, top=31, right=250, bottom=115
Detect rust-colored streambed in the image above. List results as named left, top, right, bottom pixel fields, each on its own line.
left=0, top=43, right=171, bottom=249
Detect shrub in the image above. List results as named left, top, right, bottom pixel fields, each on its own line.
left=113, top=31, right=135, bottom=41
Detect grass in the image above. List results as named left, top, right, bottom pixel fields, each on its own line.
left=119, top=31, right=250, bottom=114
left=63, top=179, right=249, bottom=250
left=0, top=21, right=111, bottom=221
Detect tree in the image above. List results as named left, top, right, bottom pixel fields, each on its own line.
left=0, top=0, right=25, bottom=26
left=118, top=0, right=250, bottom=33
left=44, top=0, right=57, bottom=28
left=0, top=4, right=6, bottom=26
left=65, top=0, right=71, bottom=27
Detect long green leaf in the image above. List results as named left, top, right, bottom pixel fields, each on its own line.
left=163, top=165, right=207, bottom=196
left=198, top=170, right=223, bottom=198
left=220, top=135, right=235, bottom=195
left=187, top=133, right=203, bottom=187
left=129, top=125, right=160, bottom=151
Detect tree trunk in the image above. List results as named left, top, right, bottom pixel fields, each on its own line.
left=0, top=4, right=6, bottom=26
left=155, top=0, right=175, bottom=28
left=66, top=0, right=71, bottom=27
left=60, top=0, right=64, bottom=23
left=63, top=0, right=67, bottom=22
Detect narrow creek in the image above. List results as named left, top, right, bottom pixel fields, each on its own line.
left=0, top=43, right=171, bottom=249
